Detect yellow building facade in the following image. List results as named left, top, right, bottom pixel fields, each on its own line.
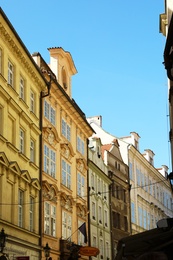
left=32, top=47, right=94, bottom=259
left=0, top=8, right=47, bottom=259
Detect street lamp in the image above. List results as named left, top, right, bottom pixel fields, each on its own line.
left=0, top=229, right=7, bottom=253
left=44, top=243, right=51, bottom=260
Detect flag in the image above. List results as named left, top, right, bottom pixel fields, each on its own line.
left=78, top=222, right=87, bottom=243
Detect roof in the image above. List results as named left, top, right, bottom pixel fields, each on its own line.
left=115, top=219, right=173, bottom=260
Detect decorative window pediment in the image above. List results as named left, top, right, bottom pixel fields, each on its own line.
left=9, top=161, right=21, bottom=176
left=76, top=158, right=87, bottom=173
left=43, top=126, right=60, bottom=146
left=0, top=152, right=9, bottom=167
left=76, top=202, right=87, bottom=218
left=60, top=192, right=73, bottom=211
left=31, top=178, right=41, bottom=190
left=21, top=170, right=31, bottom=183
left=60, top=143, right=75, bottom=161
left=42, top=180, right=58, bottom=200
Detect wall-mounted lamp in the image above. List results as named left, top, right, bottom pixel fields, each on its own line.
left=44, top=243, right=51, bottom=260
left=0, top=228, right=7, bottom=253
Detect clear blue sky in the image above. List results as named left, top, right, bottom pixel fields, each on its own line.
left=1, top=0, right=170, bottom=169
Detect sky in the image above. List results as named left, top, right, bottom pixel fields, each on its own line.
left=0, top=0, right=170, bottom=170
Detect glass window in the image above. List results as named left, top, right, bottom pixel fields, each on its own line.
left=62, top=159, right=71, bottom=189
left=44, top=100, right=55, bottom=126
left=62, top=211, right=72, bottom=239
left=19, top=128, right=25, bottom=153
left=30, top=196, right=34, bottom=231
left=8, top=60, right=14, bottom=87
left=62, top=118, right=71, bottom=141
left=131, top=202, right=135, bottom=223
left=18, top=190, right=24, bottom=227
left=19, top=77, right=25, bottom=100
left=44, top=145, right=56, bottom=178
left=30, top=90, right=35, bottom=113
left=77, top=173, right=85, bottom=197
left=44, top=202, right=56, bottom=236
left=30, top=139, right=35, bottom=162
left=77, top=136, right=85, bottom=155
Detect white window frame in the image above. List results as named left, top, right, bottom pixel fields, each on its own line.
left=62, top=159, right=71, bottom=189
left=30, top=90, right=35, bottom=113
left=19, top=128, right=25, bottom=154
left=62, top=118, right=71, bottom=141
left=62, top=211, right=72, bottom=240
left=30, top=196, right=34, bottom=231
left=44, top=100, right=56, bottom=126
left=77, top=136, right=85, bottom=155
left=19, top=76, right=25, bottom=100
left=92, top=202, right=96, bottom=220
left=44, top=202, right=56, bottom=237
left=77, top=172, right=85, bottom=197
left=8, top=60, right=14, bottom=87
left=18, top=189, right=24, bottom=227
left=44, top=145, right=56, bottom=178
left=30, top=139, right=35, bottom=163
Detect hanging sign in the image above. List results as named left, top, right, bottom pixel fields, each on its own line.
left=79, top=246, right=100, bottom=256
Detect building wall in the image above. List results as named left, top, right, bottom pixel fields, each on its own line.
left=33, top=48, right=94, bottom=260
left=118, top=133, right=173, bottom=235
left=88, top=137, right=112, bottom=260
left=0, top=8, right=46, bottom=259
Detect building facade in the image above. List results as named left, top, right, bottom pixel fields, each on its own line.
left=88, top=137, right=112, bottom=260
left=87, top=116, right=131, bottom=259
left=0, top=7, right=47, bottom=259
left=33, top=47, right=94, bottom=259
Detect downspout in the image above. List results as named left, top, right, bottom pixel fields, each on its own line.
left=39, top=92, right=43, bottom=258
left=39, top=72, right=54, bottom=258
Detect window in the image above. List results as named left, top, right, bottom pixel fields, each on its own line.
left=93, top=236, right=97, bottom=248
left=44, top=145, right=56, bottom=178
left=62, top=118, right=71, bottom=141
left=77, top=136, right=84, bottom=155
left=104, top=210, right=108, bottom=226
left=19, top=77, right=25, bottom=100
left=62, top=211, right=72, bottom=239
left=112, top=211, right=120, bottom=229
left=30, top=196, right=34, bottom=231
left=138, top=206, right=143, bottom=227
left=30, top=139, right=35, bottom=163
left=77, top=173, right=85, bottom=197
left=44, top=202, right=56, bottom=236
left=129, top=162, right=133, bottom=180
left=78, top=220, right=85, bottom=245
left=44, top=100, right=56, bottom=125
left=8, top=60, right=14, bottom=87
left=124, top=216, right=128, bottom=231
left=92, top=202, right=96, bottom=220
left=30, top=90, right=35, bottom=113
left=62, top=159, right=71, bottom=189
left=98, top=206, right=102, bottom=223
left=19, top=128, right=25, bottom=154
left=100, top=239, right=104, bottom=258
left=91, top=172, right=95, bottom=189
left=105, top=241, right=110, bottom=259
left=18, top=190, right=24, bottom=227
left=131, top=202, right=135, bottom=223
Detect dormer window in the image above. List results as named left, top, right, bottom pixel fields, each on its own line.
left=62, top=67, right=67, bottom=90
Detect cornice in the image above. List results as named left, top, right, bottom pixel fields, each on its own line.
left=0, top=23, right=45, bottom=90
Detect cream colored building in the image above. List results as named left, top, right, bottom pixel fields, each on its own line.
left=0, top=7, right=46, bottom=259
left=33, top=47, right=94, bottom=260
left=87, top=116, right=173, bottom=238
left=118, top=132, right=173, bottom=234
left=88, top=137, right=112, bottom=260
